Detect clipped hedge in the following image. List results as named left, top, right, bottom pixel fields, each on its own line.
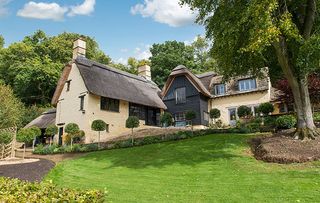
left=34, top=143, right=99, bottom=155
left=0, top=177, right=105, bottom=202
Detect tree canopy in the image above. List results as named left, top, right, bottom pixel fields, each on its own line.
left=150, top=37, right=216, bottom=87
left=181, top=0, right=320, bottom=139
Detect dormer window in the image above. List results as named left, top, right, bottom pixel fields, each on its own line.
left=214, top=84, right=225, bottom=95
left=238, top=78, right=256, bottom=91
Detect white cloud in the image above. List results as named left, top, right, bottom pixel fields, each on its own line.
left=134, top=45, right=151, bottom=60
left=68, top=0, right=95, bottom=16
left=130, top=0, right=197, bottom=27
left=0, top=0, right=11, bottom=17
left=17, top=1, right=68, bottom=21
left=116, top=57, right=128, bottom=65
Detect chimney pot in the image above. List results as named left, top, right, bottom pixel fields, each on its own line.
left=138, top=65, right=151, bottom=81
left=73, top=38, right=86, bottom=59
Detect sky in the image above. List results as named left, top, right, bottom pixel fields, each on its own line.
left=0, top=0, right=204, bottom=64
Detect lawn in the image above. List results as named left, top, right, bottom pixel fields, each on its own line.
left=46, top=134, right=320, bottom=202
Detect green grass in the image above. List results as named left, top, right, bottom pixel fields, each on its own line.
left=46, top=134, right=320, bottom=203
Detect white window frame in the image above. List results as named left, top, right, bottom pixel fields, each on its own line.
left=214, top=84, right=226, bottom=95
left=239, top=78, right=257, bottom=91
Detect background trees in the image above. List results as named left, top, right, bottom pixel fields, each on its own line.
left=181, top=0, right=320, bottom=139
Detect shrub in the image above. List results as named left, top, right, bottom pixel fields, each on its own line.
left=126, top=116, right=140, bottom=145
left=0, top=177, right=105, bottom=202
left=209, top=108, right=221, bottom=120
left=160, top=112, right=173, bottom=127
left=314, top=112, right=320, bottom=122
left=258, top=102, right=274, bottom=116
left=45, top=125, right=58, bottom=137
left=237, top=106, right=252, bottom=118
left=91, top=119, right=106, bottom=148
left=0, top=131, right=13, bottom=144
left=246, top=122, right=260, bottom=133
left=276, top=115, right=297, bottom=129
left=65, top=123, right=81, bottom=147
left=185, top=110, right=196, bottom=129
left=264, top=116, right=277, bottom=128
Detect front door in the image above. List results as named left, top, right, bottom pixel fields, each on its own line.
left=58, top=127, right=63, bottom=145
left=229, top=108, right=237, bottom=126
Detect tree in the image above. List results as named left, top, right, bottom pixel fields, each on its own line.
left=65, top=123, right=80, bottom=148
left=181, top=0, right=320, bottom=139
left=150, top=41, right=196, bottom=87
left=185, top=110, right=196, bottom=130
left=91, top=119, right=106, bottom=149
left=125, top=116, right=139, bottom=145
left=237, top=106, right=252, bottom=119
left=0, top=85, right=25, bottom=129
left=160, top=112, right=173, bottom=127
left=45, top=124, right=58, bottom=146
left=209, top=108, right=221, bottom=124
left=17, top=127, right=40, bottom=158
left=275, top=74, right=320, bottom=107
left=258, top=102, right=275, bottom=116
left=0, top=35, right=4, bottom=48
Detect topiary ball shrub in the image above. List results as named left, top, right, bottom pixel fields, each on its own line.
left=237, top=105, right=252, bottom=118
left=65, top=123, right=80, bottom=135
left=45, top=125, right=58, bottom=137
left=91, top=120, right=106, bottom=131
left=185, top=110, right=196, bottom=121
left=209, top=108, right=221, bottom=120
left=276, top=115, right=297, bottom=129
left=258, top=102, right=274, bottom=116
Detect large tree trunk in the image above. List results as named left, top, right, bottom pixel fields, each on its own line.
left=273, top=37, right=320, bottom=139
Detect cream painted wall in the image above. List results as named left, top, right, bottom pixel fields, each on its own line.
left=55, top=63, right=155, bottom=144
left=210, top=90, right=271, bottom=125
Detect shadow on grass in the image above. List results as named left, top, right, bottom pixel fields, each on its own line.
left=80, top=134, right=252, bottom=169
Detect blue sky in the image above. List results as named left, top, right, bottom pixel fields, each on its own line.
left=0, top=0, right=204, bottom=63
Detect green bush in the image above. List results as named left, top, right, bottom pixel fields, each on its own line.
left=246, top=122, right=260, bottom=133
left=237, top=105, right=252, bottom=118
left=0, top=131, right=13, bottom=144
left=276, top=115, right=297, bottom=129
left=0, top=177, right=105, bottom=202
left=209, top=108, right=221, bottom=120
left=160, top=112, right=173, bottom=127
left=264, top=116, right=277, bottom=128
left=314, top=112, right=320, bottom=122
left=258, top=102, right=274, bottom=115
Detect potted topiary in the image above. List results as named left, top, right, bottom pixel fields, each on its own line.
left=91, top=119, right=106, bottom=149
left=237, top=105, right=252, bottom=124
left=126, top=116, right=139, bottom=146
left=209, top=108, right=221, bottom=126
left=65, top=123, right=80, bottom=149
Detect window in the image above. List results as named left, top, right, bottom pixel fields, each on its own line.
left=79, top=95, right=85, bottom=111
left=66, top=80, right=71, bottom=92
left=106, top=124, right=109, bottom=133
left=100, top=97, right=120, bottom=112
left=203, top=111, right=209, bottom=121
left=214, top=84, right=226, bottom=95
left=175, top=87, right=186, bottom=104
left=175, top=112, right=185, bottom=121
left=129, top=103, right=146, bottom=120
left=238, top=78, right=257, bottom=91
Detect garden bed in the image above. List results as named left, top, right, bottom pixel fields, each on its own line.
left=250, top=130, right=320, bottom=164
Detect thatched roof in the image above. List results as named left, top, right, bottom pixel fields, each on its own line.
left=52, top=57, right=166, bottom=109
left=162, top=65, right=212, bottom=98
left=162, top=65, right=273, bottom=99
left=25, top=109, right=56, bottom=129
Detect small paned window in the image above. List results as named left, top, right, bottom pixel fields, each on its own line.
left=101, top=97, right=120, bottom=112
left=175, top=87, right=186, bottom=104
left=214, top=84, right=226, bottom=95
left=238, top=78, right=257, bottom=91
left=79, top=95, right=85, bottom=111
left=66, top=80, right=71, bottom=92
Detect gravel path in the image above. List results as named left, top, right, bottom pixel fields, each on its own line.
left=0, top=159, right=55, bottom=182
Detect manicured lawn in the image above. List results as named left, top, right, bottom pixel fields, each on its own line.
left=46, top=134, right=320, bottom=202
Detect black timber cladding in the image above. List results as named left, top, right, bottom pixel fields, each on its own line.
left=163, top=76, right=209, bottom=126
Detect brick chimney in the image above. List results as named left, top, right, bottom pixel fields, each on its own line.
left=138, top=65, right=151, bottom=81
left=73, top=38, right=86, bottom=59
